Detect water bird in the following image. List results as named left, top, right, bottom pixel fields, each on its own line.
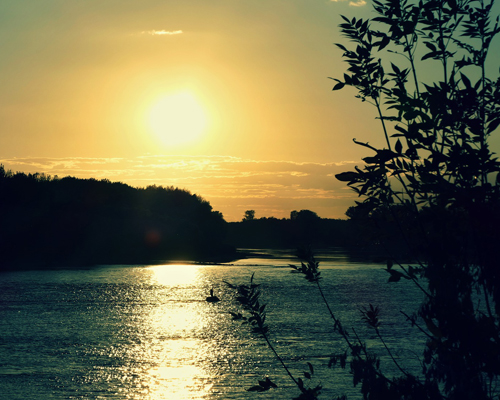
left=206, top=288, right=220, bottom=302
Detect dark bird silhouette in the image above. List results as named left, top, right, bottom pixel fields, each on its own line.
left=206, top=288, right=220, bottom=302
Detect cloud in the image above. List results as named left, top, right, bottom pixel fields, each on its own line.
left=0, top=155, right=360, bottom=221
left=330, top=0, right=367, bottom=5
left=141, top=30, right=183, bottom=36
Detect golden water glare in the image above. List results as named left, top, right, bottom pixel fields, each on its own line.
left=146, top=264, right=201, bottom=288
left=137, top=264, right=213, bottom=399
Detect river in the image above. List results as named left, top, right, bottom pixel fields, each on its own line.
left=0, top=248, right=426, bottom=399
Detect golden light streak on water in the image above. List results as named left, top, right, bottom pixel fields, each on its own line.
left=132, top=263, right=214, bottom=399
left=146, top=264, right=202, bottom=288
left=142, top=346, right=213, bottom=399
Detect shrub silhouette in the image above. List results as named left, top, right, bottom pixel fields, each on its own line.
left=226, top=0, right=500, bottom=398
left=332, top=0, right=500, bottom=395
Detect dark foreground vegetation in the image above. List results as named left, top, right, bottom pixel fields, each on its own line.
left=226, top=0, right=500, bottom=398
left=0, top=166, right=234, bottom=270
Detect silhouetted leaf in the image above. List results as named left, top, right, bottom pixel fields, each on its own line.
left=335, top=172, right=361, bottom=182
left=247, top=385, right=265, bottom=392
left=335, top=43, right=348, bottom=52
left=363, top=156, right=379, bottom=164
left=421, top=51, right=440, bottom=61
left=332, top=82, right=345, bottom=90
left=377, top=149, right=398, bottom=163
left=353, top=138, right=378, bottom=151
left=230, top=312, right=246, bottom=321
left=360, top=304, right=381, bottom=328
left=377, top=35, right=391, bottom=50
left=386, top=269, right=409, bottom=283
left=395, top=139, right=403, bottom=154
left=257, top=377, right=277, bottom=389
left=308, top=362, right=314, bottom=375
left=487, top=117, right=500, bottom=134
left=461, top=73, right=472, bottom=89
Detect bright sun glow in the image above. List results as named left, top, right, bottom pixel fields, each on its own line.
left=148, top=92, right=208, bottom=146
left=147, top=264, right=201, bottom=287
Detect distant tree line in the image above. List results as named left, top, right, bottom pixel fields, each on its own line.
left=0, top=164, right=382, bottom=271
left=227, top=209, right=371, bottom=251
left=0, top=165, right=234, bottom=270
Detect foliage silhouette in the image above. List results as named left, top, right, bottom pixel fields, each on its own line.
left=0, top=166, right=234, bottom=270
left=228, top=211, right=362, bottom=250
left=226, top=0, right=500, bottom=398
left=331, top=0, right=500, bottom=396
left=242, top=209, right=256, bottom=221
left=224, top=273, right=323, bottom=399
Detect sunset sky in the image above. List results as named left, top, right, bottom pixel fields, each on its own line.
left=1, top=1, right=498, bottom=221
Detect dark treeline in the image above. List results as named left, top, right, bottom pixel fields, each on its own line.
left=0, top=165, right=234, bottom=270
left=227, top=209, right=368, bottom=251
left=0, top=165, right=380, bottom=271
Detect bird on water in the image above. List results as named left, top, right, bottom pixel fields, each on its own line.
left=206, top=288, right=220, bottom=302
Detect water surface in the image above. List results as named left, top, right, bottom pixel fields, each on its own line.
left=0, top=249, right=426, bottom=399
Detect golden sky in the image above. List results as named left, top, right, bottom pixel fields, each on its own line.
left=1, top=1, right=498, bottom=221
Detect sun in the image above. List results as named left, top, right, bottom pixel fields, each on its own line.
left=147, top=92, right=208, bottom=146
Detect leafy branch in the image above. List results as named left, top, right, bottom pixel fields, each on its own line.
left=333, top=0, right=500, bottom=398
left=224, top=274, right=322, bottom=399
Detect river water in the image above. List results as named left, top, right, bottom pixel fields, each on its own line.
left=0, top=248, right=426, bottom=399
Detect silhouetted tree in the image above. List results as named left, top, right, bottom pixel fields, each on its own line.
left=0, top=167, right=234, bottom=270
left=332, top=0, right=500, bottom=397
left=227, top=0, right=500, bottom=398
left=290, top=209, right=322, bottom=246
left=243, top=210, right=256, bottom=221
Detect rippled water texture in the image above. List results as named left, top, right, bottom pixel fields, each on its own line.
left=0, top=249, right=426, bottom=399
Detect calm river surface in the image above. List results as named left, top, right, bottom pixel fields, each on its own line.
left=0, top=249, right=426, bottom=399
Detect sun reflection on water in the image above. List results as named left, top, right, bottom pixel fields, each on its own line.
left=143, top=356, right=213, bottom=399
left=146, top=264, right=201, bottom=287
left=134, top=263, right=215, bottom=399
